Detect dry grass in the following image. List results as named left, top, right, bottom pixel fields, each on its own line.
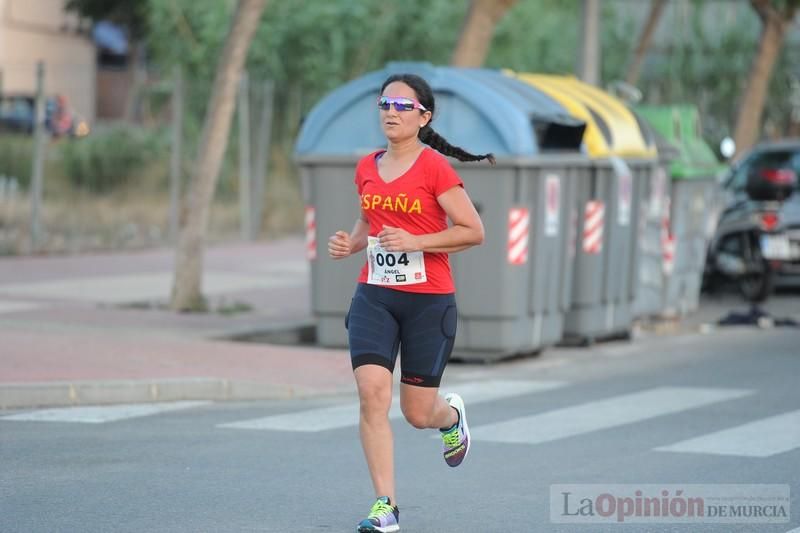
left=0, top=159, right=304, bottom=256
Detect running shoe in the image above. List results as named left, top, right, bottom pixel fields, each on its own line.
left=441, top=392, right=470, bottom=467
left=357, top=496, right=399, bottom=532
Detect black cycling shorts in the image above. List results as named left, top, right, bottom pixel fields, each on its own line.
left=345, top=283, right=457, bottom=388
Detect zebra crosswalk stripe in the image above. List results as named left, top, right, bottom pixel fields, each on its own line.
left=470, top=387, right=753, bottom=445
left=0, top=300, right=44, bottom=314
left=655, top=409, right=800, bottom=458
left=0, top=401, right=210, bottom=424
left=218, top=379, right=567, bottom=432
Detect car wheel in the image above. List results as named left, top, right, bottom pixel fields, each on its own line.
left=738, top=234, right=773, bottom=302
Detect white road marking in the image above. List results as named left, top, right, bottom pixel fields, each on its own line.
left=656, top=409, right=800, bottom=458
left=470, top=387, right=753, bottom=445
left=0, top=401, right=210, bottom=424
left=218, top=380, right=568, bottom=432
left=0, top=300, right=44, bottom=314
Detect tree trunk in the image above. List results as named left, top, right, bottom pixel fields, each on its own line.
left=451, top=0, right=518, bottom=67
left=577, top=0, right=601, bottom=85
left=625, top=0, right=667, bottom=87
left=733, top=0, right=794, bottom=158
left=170, top=0, right=268, bottom=311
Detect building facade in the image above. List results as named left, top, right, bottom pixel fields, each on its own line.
left=0, top=0, right=96, bottom=123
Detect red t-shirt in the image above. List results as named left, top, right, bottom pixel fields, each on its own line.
left=354, top=147, right=463, bottom=294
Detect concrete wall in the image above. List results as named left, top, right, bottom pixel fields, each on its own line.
left=0, top=0, right=96, bottom=123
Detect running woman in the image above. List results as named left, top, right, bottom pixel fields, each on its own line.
left=327, top=73, right=494, bottom=533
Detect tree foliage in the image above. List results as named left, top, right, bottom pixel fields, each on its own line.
left=97, top=0, right=799, bottom=153
left=604, top=0, right=799, bottom=146
left=733, top=0, right=800, bottom=152
left=146, top=0, right=469, bottom=102
left=486, top=0, right=581, bottom=73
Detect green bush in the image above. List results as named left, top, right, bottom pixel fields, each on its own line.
left=0, top=135, right=34, bottom=189
left=59, top=124, right=167, bottom=193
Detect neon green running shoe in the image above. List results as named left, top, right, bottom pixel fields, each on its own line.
left=441, top=392, right=470, bottom=467
left=357, top=496, right=399, bottom=532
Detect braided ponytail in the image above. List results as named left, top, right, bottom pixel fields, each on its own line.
left=380, top=73, right=495, bottom=165
left=418, top=125, right=495, bottom=165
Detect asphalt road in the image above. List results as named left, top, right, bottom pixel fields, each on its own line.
left=2, top=326, right=799, bottom=533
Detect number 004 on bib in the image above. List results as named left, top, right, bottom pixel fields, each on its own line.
left=366, top=236, right=427, bottom=286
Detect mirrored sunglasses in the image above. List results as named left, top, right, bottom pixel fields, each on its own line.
left=377, top=95, right=428, bottom=112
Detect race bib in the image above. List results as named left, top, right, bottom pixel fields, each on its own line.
left=366, top=236, right=426, bottom=286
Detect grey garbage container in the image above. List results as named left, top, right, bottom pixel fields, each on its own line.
left=449, top=154, right=588, bottom=360
left=632, top=125, right=681, bottom=318
left=633, top=163, right=673, bottom=318
left=512, top=73, right=659, bottom=344
left=635, top=104, right=727, bottom=317
left=295, top=62, right=587, bottom=360
left=665, top=176, right=720, bottom=314
left=565, top=156, right=651, bottom=342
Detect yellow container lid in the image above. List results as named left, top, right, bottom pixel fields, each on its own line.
left=509, top=71, right=656, bottom=159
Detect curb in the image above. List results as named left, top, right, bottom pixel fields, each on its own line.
left=213, top=319, right=317, bottom=344
left=0, top=378, right=339, bottom=410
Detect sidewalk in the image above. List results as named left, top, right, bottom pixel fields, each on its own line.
left=0, top=237, right=356, bottom=409
left=1, top=237, right=798, bottom=409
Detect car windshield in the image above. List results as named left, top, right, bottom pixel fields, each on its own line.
left=728, top=148, right=800, bottom=190
left=755, top=150, right=798, bottom=169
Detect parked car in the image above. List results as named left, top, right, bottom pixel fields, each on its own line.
left=0, top=93, right=90, bottom=138
left=707, top=139, right=800, bottom=294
